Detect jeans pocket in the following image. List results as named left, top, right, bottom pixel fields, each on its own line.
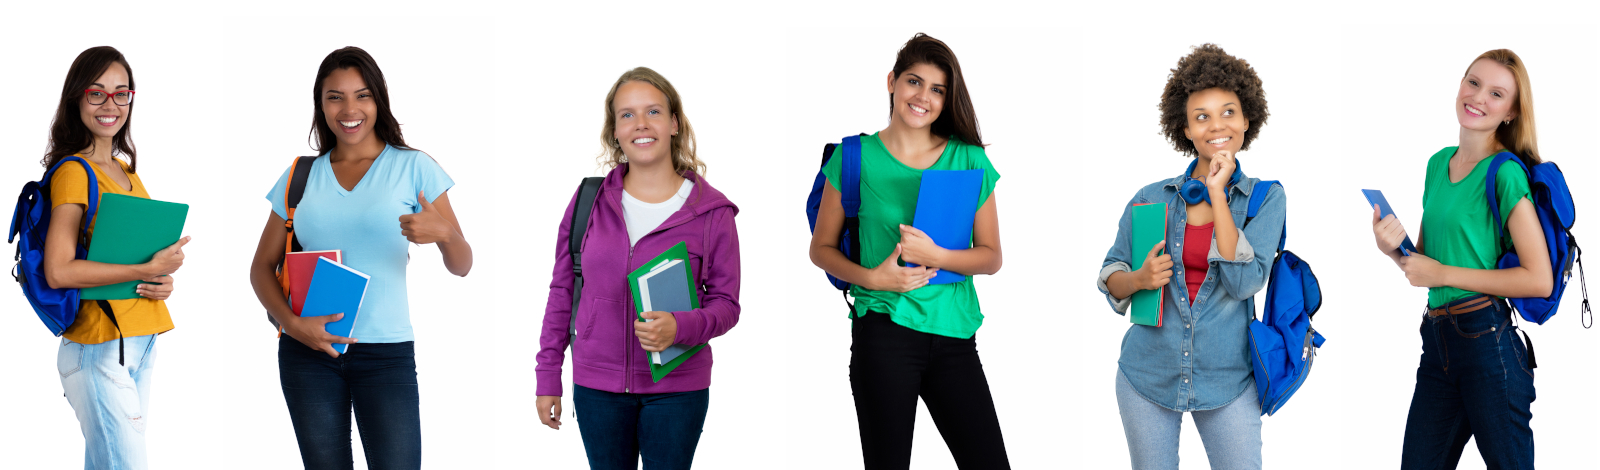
left=57, top=338, right=83, bottom=378
left=1510, top=330, right=1535, bottom=379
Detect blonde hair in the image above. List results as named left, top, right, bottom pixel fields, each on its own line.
left=598, top=67, right=706, bottom=176
left=1468, top=49, right=1540, bottom=164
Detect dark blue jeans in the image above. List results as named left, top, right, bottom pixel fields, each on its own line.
left=573, top=384, right=709, bottom=470
left=1401, top=296, right=1536, bottom=469
left=279, top=335, right=421, bottom=470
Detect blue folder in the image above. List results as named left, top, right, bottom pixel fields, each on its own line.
left=299, top=257, right=371, bottom=354
left=911, top=169, right=985, bottom=284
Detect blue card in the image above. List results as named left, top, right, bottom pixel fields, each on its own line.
left=1362, top=189, right=1417, bottom=256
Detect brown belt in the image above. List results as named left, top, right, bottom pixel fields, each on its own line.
left=1426, top=295, right=1500, bottom=317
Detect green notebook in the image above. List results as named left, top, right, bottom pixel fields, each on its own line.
left=1129, top=203, right=1166, bottom=327
left=81, top=193, right=189, bottom=300
left=627, top=241, right=706, bottom=383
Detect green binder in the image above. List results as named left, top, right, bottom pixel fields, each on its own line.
left=81, top=193, right=189, bottom=300
left=1129, top=203, right=1166, bottom=327
left=626, top=241, right=706, bottom=382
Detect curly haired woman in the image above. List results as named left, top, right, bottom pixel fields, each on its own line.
left=1096, top=43, right=1282, bottom=470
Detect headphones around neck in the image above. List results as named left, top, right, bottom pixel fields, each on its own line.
left=1179, top=158, right=1244, bottom=206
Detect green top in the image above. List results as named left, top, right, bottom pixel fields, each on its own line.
left=1420, top=146, right=1531, bottom=308
left=822, top=133, right=1000, bottom=338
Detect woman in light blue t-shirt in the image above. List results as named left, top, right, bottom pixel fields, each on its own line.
left=248, top=46, right=472, bottom=470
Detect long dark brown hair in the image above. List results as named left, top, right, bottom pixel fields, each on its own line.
left=309, top=47, right=409, bottom=153
left=43, top=46, right=137, bottom=172
left=889, top=33, right=984, bottom=147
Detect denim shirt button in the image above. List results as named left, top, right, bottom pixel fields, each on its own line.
left=1184, top=351, right=1189, bottom=356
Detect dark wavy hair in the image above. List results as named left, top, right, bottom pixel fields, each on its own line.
left=44, top=46, right=137, bottom=172
left=309, top=47, right=409, bottom=153
left=1159, top=43, right=1268, bottom=156
left=890, top=33, right=984, bottom=147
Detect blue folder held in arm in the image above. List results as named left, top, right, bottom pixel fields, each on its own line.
left=1362, top=189, right=1417, bottom=256
left=911, top=169, right=985, bottom=284
left=298, top=257, right=371, bottom=354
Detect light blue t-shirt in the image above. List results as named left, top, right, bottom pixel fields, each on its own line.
left=266, top=145, right=455, bottom=343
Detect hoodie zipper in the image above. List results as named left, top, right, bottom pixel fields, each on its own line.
left=617, top=191, right=704, bottom=394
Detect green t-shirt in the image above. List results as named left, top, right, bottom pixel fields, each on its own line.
left=822, top=133, right=1000, bottom=338
left=1420, top=146, right=1531, bottom=308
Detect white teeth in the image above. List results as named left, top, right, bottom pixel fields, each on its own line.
left=1465, top=105, right=1485, bottom=117
left=633, top=138, right=656, bottom=144
left=910, top=104, right=928, bottom=114
left=1208, top=137, right=1231, bottom=144
left=340, top=120, right=362, bottom=128
left=96, top=116, right=117, bottom=124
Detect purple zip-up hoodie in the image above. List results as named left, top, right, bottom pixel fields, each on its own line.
left=537, top=164, right=740, bottom=396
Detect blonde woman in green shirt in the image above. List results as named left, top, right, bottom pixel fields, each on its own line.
left=809, top=33, right=1008, bottom=469
left=1370, top=49, right=1551, bottom=469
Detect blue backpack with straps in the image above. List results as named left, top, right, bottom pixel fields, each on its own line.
left=1484, top=152, right=1589, bottom=328
left=806, top=134, right=866, bottom=307
left=1243, top=180, right=1326, bottom=416
left=9, top=156, right=118, bottom=343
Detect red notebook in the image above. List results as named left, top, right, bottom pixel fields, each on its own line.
left=286, top=250, right=341, bottom=315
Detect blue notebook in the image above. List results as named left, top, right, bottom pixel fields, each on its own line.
left=299, top=257, right=371, bottom=354
left=911, top=169, right=985, bottom=284
left=1362, top=189, right=1417, bottom=256
left=637, top=259, right=696, bottom=365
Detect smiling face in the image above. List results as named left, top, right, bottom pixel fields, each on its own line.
left=79, top=62, right=131, bottom=141
left=321, top=67, right=379, bottom=149
left=1182, top=87, right=1248, bottom=158
left=1457, top=58, right=1518, bottom=133
left=611, top=80, right=678, bottom=167
left=887, top=62, right=947, bottom=131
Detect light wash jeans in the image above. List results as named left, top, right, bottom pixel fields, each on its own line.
left=1115, top=370, right=1262, bottom=470
left=59, top=334, right=158, bottom=470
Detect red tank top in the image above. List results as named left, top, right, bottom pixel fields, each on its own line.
left=1184, top=222, right=1215, bottom=305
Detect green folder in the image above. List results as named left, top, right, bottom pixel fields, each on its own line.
left=81, top=193, right=189, bottom=300
left=626, top=241, right=706, bottom=382
left=1129, top=203, right=1166, bottom=327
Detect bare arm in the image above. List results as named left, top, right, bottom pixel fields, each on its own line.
left=427, top=191, right=473, bottom=277
left=249, top=211, right=356, bottom=357
left=807, top=183, right=935, bottom=292
left=1398, top=198, right=1554, bottom=297
left=898, top=192, right=1002, bottom=275
left=43, top=203, right=185, bottom=289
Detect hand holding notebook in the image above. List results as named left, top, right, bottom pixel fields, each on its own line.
left=1363, top=189, right=1417, bottom=256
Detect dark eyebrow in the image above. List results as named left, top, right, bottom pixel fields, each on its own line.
left=1193, top=102, right=1239, bottom=111
left=325, top=88, right=370, bottom=95
left=907, top=73, right=948, bottom=88
left=90, top=82, right=129, bottom=90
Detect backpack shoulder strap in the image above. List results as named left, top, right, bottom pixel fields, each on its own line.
left=568, top=176, right=605, bottom=343
left=840, top=134, right=865, bottom=218
left=282, top=156, right=316, bottom=253
left=1245, top=180, right=1285, bottom=252
left=1484, top=152, right=1527, bottom=243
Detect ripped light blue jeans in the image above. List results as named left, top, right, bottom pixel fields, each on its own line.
left=59, top=334, right=158, bottom=470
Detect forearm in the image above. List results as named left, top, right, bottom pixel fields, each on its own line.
left=1105, top=269, right=1140, bottom=300
left=1442, top=264, right=1554, bottom=299
left=437, top=233, right=473, bottom=276
left=249, top=259, right=296, bottom=326
left=46, top=259, right=155, bottom=289
left=932, top=245, right=1001, bottom=276
left=1210, top=194, right=1238, bottom=261
left=810, top=243, right=883, bottom=291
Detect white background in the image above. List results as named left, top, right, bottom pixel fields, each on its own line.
left=3, top=2, right=1597, bottom=469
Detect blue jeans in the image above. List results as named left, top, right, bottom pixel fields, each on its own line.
left=60, top=334, right=158, bottom=470
left=1115, top=370, right=1262, bottom=470
left=1401, top=297, right=1535, bottom=469
left=278, top=335, right=421, bottom=470
left=573, top=384, right=709, bottom=470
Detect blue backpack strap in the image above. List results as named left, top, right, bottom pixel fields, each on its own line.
left=840, top=135, right=863, bottom=218
left=1246, top=180, right=1284, bottom=251
left=1483, top=152, right=1526, bottom=245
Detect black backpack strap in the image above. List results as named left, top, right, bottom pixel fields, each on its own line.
left=93, top=299, right=124, bottom=366
left=284, top=156, right=316, bottom=253
left=568, top=177, right=605, bottom=348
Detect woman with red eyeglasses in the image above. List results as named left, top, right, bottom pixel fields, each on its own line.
left=40, top=46, right=190, bottom=470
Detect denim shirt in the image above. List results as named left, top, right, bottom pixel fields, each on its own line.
left=1096, top=167, right=1286, bottom=412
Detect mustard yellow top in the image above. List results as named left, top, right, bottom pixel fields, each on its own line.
left=49, top=157, right=174, bottom=344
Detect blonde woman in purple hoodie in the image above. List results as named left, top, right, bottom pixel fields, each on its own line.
left=534, top=67, right=742, bottom=470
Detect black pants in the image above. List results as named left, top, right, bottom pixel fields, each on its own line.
left=850, top=312, right=1010, bottom=470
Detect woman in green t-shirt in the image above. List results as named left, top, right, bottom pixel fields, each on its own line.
left=808, top=33, right=1008, bottom=469
left=1370, top=49, right=1551, bottom=469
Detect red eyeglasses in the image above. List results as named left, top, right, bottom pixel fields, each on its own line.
left=84, top=89, right=135, bottom=106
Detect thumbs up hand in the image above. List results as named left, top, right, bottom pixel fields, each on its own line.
left=399, top=190, right=455, bottom=244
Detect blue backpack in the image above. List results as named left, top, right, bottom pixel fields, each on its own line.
left=1243, top=180, right=1326, bottom=416
left=1484, top=152, right=1589, bottom=328
left=806, top=134, right=866, bottom=308
left=9, top=157, right=120, bottom=356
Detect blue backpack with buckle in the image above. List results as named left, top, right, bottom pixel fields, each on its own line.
left=1484, top=152, right=1589, bottom=328
left=9, top=156, right=118, bottom=342
left=806, top=134, right=867, bottom=308
left=1243, top=180, right=1326, bottom=416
